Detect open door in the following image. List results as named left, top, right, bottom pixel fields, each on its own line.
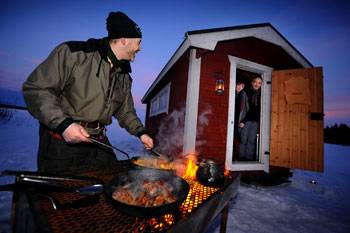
left=270, top=67, right=324, bottom=172
left=226, top=55, right=272, bottom=172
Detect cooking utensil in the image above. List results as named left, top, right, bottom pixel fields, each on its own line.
left=21, top=177, right=104, bottom=196
left=105, top=168, right=189, bottom=217
left=1, top=170, right=104, bottom=195
left=0, top=179, right=104, bottom=196
left=90, top=138, right=173, bottom=170
left=1, top=170, right=100, bottom=182
left=150, top=148, right=162, bottom=157
left=90, top=138, right=171, bottom=160
left=196, top=159, right=224, bottom=187
left=90, top=138, right=130, bottom=160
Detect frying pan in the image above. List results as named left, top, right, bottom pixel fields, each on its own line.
left=90, top=138, right=164, bottom=160
left=90, top=138, right=172, bottom=170
left=105, top=168, right=190, bottom=217
left=2, top=168, right=190, bottom=217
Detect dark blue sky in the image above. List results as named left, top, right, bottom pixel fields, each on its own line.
left=0, top=0, right=349, bottom=125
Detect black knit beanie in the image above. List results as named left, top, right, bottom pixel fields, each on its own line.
left=106, top=11, right=142, bottom=39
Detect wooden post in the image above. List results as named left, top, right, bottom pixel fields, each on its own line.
left=220, top=205, right=229, bottom=233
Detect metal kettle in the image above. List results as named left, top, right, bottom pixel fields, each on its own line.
left=196, top=159, right=224, bottom=187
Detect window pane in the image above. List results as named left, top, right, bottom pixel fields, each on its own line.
left=151, top=99, right=158, bottom=114
left=149, top=83, right=170, bottom=117
left=159, top=93, right=167, bottom=110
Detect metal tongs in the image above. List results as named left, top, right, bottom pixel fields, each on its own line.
left=0, top=170, right=105, bottom=210
left=0, top=170, right=104, bottom=195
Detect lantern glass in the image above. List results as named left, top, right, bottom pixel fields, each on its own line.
left=215, top=79, right=224, bottom=95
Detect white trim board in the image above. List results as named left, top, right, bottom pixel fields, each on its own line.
left=226, top=55, right=273, bottom=172
left=183, top=49, right=201, bottom=155
left=142, top=24, right=311, bottom=103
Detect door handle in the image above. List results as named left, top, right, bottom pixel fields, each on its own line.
left=310, top=112, right=324, bottom=120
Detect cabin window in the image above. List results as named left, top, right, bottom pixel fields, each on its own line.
left=149, top=83, right=171, bottom=117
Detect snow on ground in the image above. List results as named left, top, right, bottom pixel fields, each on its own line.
left=1, top=111, right=350, bottom=233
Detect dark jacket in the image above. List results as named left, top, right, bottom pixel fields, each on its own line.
left=23, top=38, right=145, bottom=136
left=235, top=90, right=249, bottom=124
left=242, top=87, right=261, bottom=123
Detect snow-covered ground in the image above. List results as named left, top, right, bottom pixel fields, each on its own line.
left=0, top=111, right=350, bottom=233
left=206, top=144, right=350, bottom=233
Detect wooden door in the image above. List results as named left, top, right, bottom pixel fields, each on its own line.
left=270, top=67, right=324, bottom=172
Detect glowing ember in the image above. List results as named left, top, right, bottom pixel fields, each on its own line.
left=148, top=180, right=219, bottom=231
left=182, top=155, right=198, bottom=180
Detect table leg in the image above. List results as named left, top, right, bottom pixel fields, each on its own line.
left=220, top=204, right=229, bottom=233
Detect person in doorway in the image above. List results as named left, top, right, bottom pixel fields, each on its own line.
left=22, top=11, right=154, bottom=173
left=239, top=76, right=263, bottom=160
left=233, top=79, right=249, bottom=158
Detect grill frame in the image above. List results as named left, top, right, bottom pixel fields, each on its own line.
left=12, top=160, right=240, bottom=233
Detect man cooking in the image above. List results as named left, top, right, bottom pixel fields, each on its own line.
left=22, top=11, right=154, bottom=173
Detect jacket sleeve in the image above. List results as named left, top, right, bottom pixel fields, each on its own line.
left=22, top=43, right=74, bottom=133
left=239, top=91, right=250, bottom=124
left=113, top=77, right=146, bottom=137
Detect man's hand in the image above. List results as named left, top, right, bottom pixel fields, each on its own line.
left=62, top=123, right=90, bottom=143
left=140, top=134, right=154, bottom=150
left=239, top=122, right=245, bottom=128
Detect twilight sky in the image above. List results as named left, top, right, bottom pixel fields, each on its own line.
left=0, top=0, right=349, bottom=125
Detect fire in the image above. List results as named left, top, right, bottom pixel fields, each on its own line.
left=182, top=155, right=198, bottom=180
left=224, top=169, right=230, bottom=177
left=149, top=214, right=174, bottom=230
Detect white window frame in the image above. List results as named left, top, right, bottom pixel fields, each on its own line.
left=149, top=82, right=171, bottom=117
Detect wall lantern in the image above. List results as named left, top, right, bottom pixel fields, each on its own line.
left=214, top=71, right=224, bottom=95
left=215, top=79, right=224, bottom=95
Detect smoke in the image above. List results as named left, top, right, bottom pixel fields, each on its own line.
left=196, top=106, right=212, bottom=148
left=155, top=105, right=212, bottom=158
left=155, top=107, right=186, bottom=157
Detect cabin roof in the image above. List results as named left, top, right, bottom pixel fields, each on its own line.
left=142, top=23, right=313, bottom=103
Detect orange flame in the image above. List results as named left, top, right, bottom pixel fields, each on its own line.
left=182, top=155, right=198, bottom=180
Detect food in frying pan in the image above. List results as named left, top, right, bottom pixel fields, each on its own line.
left=112, top=179, right=177, bottom=207
left=133, top=156, right=173, bottom=170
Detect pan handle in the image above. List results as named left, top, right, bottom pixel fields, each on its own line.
left=150, top=149, right=162, bottom=157
left=149, top=149, right=174, bottom=161
left=90, top=138, right=130, bottom=160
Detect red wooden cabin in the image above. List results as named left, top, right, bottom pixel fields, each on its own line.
left=142, top=23, right=324, bottom=173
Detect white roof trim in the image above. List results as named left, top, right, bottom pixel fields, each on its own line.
left=142, top=25, right=312, bottom=102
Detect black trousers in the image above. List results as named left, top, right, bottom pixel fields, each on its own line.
left=37, top=124, right=118, bottom=173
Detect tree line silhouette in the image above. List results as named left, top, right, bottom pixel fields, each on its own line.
left=324, top=123, right=350, bottom=146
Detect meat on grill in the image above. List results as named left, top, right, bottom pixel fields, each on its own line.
left=133, top=157, right=173, bottom=170
left=112, top=179, right=177, bottom=207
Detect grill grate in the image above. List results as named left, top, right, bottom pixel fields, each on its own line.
left=37, top=179, right=219, bottom=232
left=32, top=164, right=223, bottom=233
left=146, top=180, right=219, bottom=231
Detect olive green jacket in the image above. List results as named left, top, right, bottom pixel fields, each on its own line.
left=22, top=38, right=146, bottom=136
